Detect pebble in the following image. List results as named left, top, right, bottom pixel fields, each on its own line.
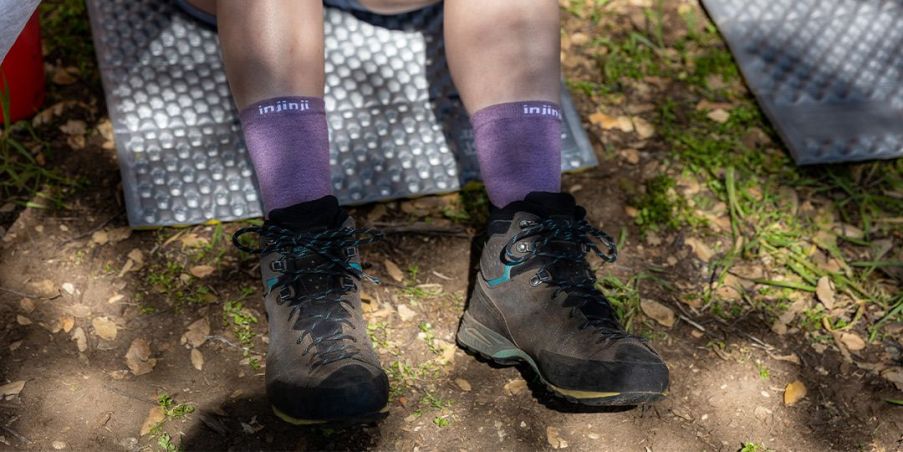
left=52, top=441, right=67, bottom=449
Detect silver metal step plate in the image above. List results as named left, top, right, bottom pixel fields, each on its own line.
left=86, top=1, right=597, bottom=227
left=701, top=0, right=903, bottom=165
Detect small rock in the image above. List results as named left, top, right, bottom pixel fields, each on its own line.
left=454, top=378, right=472, bottom=392
left=91, top=230, right=109, bottom=245
left=51, top=440, right=67, bottom=450
left=397, top=304, right=416, bottom=322
left=61, top=282, right=76, bottom=295
left=546, top=426, right=568, bottom=449
left=503, top=379, right=527, bottom=396
left=16, top=315, right=32, bottom=326
left=19, top=298, right=36, bottom=314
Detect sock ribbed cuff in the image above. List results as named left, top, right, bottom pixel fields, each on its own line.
left=470, top=100, right=562, bottom=130
left=238, top=96, right=325, bottom=123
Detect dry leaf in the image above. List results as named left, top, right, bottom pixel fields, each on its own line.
left=9, top=340, right=22, bottom=351
left=0, top=380, right=26, bottom=397
left=16, top=315, right=32, bottom=326
left=140, top=406, right=165, bottom=436
left=397, top=304, right=416, bottom=322
left=384, top=259, right=404, bottom=282
left=504, top=379, right=527, bottom=396
left=127, top=248, right=145, bottom=266
left=107, top=227, right=132, bottom=243
left=685, top=237, right=715, bottom=261
left=181, top=318, right=211, bottom=348
left=632, top=116, right=655, bottom=139
left=71, top=327, right=87, bottom=352
left=838, top=332, right=866, bottom=351
left=62, top=282, right=76, bottom=295
left=125, top=338, right=157, bottom=376
left=546, top=426, right=569, bottom=449
left=108, top=294, right=125, bottom=304
left=178, top=233, right=208, bottom=249
left=589, top=112, right=633, bottom=132
left=454, top=378, right=472, bottom=392
left=783, top=380, right=807, bottom=406
left=92, top=317, right=118, bottom=341
left=640, top=299, right=675, bottom=328
left=189, top=265, right=215, bottom=278
left=707, top=109, right=730, bottom=123
left=59, top=119, right=86, bottom=136
left=620, top=148, right=640, bottom=165
left=815, top=276, right=835, bottom=310
left=51, top=66, right=78, bottom=85
left=61, top=315, right=75, bottom=333
left=19, top=297, right=36, bottom=313
left=191, top=348, right=204, bottom=371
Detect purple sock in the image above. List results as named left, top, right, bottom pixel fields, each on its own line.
left=238, top=96, right=331, bottom=215
left=471, top=101, right=562, bottom=208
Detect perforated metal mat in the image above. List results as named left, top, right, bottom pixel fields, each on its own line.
left=701, top=0, right=903, bottom=165
left=86, top=1, right=596, bottom=227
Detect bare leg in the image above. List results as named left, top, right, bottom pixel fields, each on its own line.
left=216, top=0, right=325, bottom=108
left=444, top=0, right=561, bottom=113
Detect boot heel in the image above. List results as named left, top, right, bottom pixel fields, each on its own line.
left=457, top=312, right=524, bottom=365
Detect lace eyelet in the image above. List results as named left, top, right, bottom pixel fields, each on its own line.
left=530, top=276, right=543, bottom=287
left=270, top=259, right=286, bottom=272
left=278, top=285, right=294, bottom=304
left=518, top=219, right=536, bottom=228
left=516, top=242, right=528, bottom=253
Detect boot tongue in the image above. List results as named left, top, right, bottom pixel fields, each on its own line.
left=491, top=191, right=582, bottom=221
left=267, top=195, right=348, bottom=231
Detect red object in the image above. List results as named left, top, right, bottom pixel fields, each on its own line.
left=0, top=10, right=45, bottom=123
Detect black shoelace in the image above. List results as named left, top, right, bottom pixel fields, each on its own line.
left=501, top=216, right=633, bottom=341
left=233, top=224, right=382, bottom=367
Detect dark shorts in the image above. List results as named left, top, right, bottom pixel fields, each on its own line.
left=175, top=0, right=397, bottom=28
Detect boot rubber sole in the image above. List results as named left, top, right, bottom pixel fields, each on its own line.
left=456, top=311, right=665, bottom=406
left=272, top=404, right=389, bottom=426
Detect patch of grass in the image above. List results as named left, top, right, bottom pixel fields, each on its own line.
left=418, top=322, right=442, bottom=355
left=631, top=174, right=699, bottom=234
left=739, top=442, right=770, bottom=452
left=0, top=90, right=81, bottom=208
left=756, top=362, right=770, bottom=380
left=39, top=0, right=98, bottom=78
left=223, top=288, right=261, bottom=369
left=144, top=261, right=215, bottom=309
left=147, top=394, right=195, bottom=452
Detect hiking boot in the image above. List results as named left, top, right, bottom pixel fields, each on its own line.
left=232, top=196, right=389, bottom=424
left=457, top=192, right=669, bottom=405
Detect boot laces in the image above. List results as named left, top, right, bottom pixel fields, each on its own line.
left=500, top=216, right=637, bottom=342
left=233, top=225, right=381, bottom=367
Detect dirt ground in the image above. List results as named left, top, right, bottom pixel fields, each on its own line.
left=1, top=0, right=902, bottom=451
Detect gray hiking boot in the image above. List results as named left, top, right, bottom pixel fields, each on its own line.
left=457, top=192, right=669, bottom=405
left=233, top=196, right=389, bottom=424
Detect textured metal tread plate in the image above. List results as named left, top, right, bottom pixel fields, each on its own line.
left=700, top=0, right=903, bottom=165
left=86, top=0, right=597, bottom=227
